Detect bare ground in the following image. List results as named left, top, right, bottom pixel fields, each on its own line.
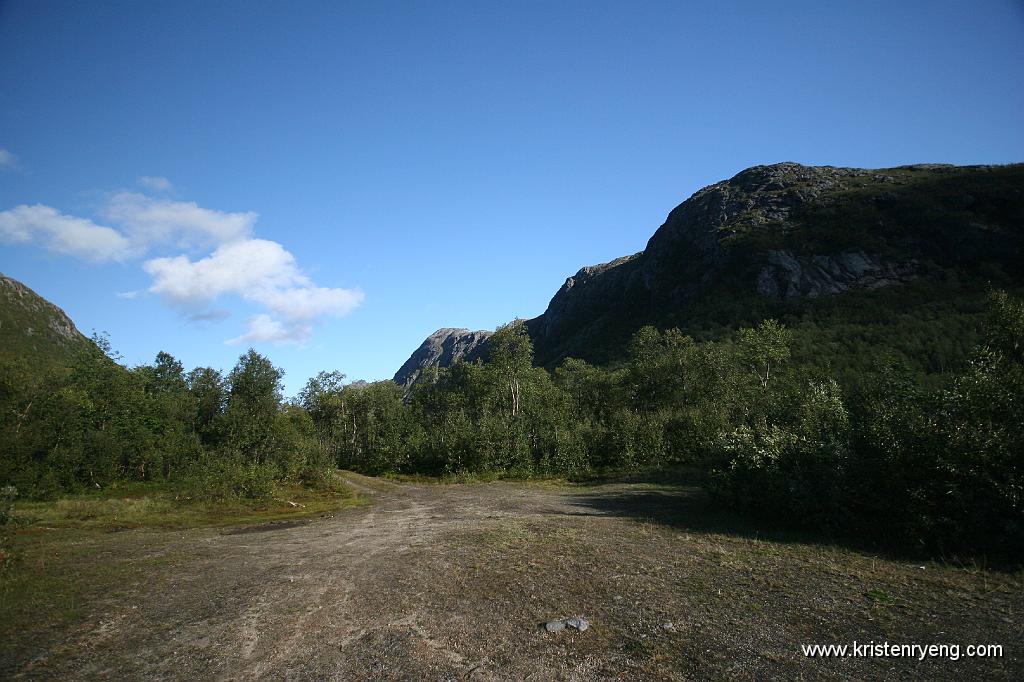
left=2, top=473, right=1021, bottom=681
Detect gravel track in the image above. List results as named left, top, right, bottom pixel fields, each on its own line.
left=5, top=473, right=1022, bottom=680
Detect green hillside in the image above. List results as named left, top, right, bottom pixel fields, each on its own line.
left=0, top=273, right=95, bottom=371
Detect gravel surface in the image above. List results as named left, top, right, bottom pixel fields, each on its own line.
left=3, top=473, right=1021, bottom=680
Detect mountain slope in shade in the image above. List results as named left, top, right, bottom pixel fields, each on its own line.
left=396, top=161, right=1024, bottom=379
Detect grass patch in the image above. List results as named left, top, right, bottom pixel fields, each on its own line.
left=0, top=525, right=160, bottom=661
left=383, top=470, right=517, bottom=485
left=8, top=477, right=365, bottom=531
left=380, top=468, right=698, bottom=490
left=864, top=588, right=895, bottom=605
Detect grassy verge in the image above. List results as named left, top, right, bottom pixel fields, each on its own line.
left=7, top=478, right=365, bottom=531
left=381, top=465, right=705, bottom=489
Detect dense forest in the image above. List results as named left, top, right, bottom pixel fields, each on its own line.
left=1, top=290, right=1021, bottom=560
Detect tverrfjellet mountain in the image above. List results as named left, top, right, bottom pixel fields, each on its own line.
left=404, top=161, right=1024, bottom=381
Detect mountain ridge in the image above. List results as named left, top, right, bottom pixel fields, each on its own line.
left=0, top=272, right=93, bottom=369
left=397, top=161, right=1024, bottom=380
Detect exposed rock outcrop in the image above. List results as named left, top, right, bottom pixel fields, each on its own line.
left=523, top=162, right=1020, bottom=365
left=755, top=250, right=918, bottom=299
left=393, top=328, right=492, bottom=389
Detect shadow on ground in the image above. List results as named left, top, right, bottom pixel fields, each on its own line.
left=566, top=484, right=960, bottom=567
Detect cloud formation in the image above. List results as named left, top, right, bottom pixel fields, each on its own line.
left=1, top=182, right=362, bottom=344
left=0, top=149, right=18, bottom=171
left=105, top=191, right=256, bottom=251
left=137, top=176, right=174, bottom=192
left=227, top=314, right=307, bottom=345
left=144, top=238, right=304, bottom=305
left=0, top=204, right=131, bottom=262
left=144, top=238, right=363, bottom=344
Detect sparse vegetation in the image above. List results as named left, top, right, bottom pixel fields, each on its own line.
left=7, top=478, right=362, bottom=531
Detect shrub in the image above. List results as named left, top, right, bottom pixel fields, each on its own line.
left=0, top=485, right=16, bottom=569
left=184, top=455, right=278, bottom=501
left=0, top=485, right=16, bottom=525
left=710, top=379, right=853, bottom=531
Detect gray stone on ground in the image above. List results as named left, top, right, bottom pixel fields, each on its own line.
left=565, top=617, right=589, bottom=632
left=544, top=620, right=565, bottom=633
left=544, top=617, right=589, bottom=633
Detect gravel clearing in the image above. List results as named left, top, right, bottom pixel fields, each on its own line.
left=2, top=472, right=1021, bottom=680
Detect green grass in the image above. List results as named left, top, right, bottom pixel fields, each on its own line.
left=7, top=478, right=366, bottom=531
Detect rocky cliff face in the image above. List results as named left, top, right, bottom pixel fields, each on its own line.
left=397, top=161, right=1024, bottom=376
left=393, top=328, right=492, bottom=389
left=525, top=162, right=1022, bottom=365
left=754, top=249, right=917, bottom=299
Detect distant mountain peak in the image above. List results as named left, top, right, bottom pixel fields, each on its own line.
left=1, top=272, right=92, bottom=367
left=392, top=327, right=492, bottom=389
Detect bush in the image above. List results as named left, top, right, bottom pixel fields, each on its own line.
left=0, top=485, right=16, bottom=525
left=710, top=379, right=853, bottom=531
left=0, top=485, right=16, bottom=569
left=184, top=455, right=278, bottom=501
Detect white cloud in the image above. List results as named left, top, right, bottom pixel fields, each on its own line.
left=0, top=204, right=131, bottom=262
left=0, top=149, right=18, bottom=171
left=260, top=285, right=365, bottom=321
left=137, top=176, right=173, bottom=192
left=1, top=188, right=362, bottom=344
left=144, top=239, right=304, bottom=304
left=226, top=314, right=311, bottom=345
left=105, top=191, right=255, bottom=251
left=144, top=238, right=364, bottom=344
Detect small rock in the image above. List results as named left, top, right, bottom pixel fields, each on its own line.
left=545, top=620, right=566, bottom=633
left=565, top=617, right=590, bottom=632
left=545, top=617, right=590, bottom=633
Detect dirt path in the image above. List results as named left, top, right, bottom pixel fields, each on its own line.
left=4, top=474, right=1022, bottom=680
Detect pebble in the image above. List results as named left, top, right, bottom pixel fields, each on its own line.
left=565, top=617, right=590, bottom=632
left=545, top=620, right=566, bottom=633
left=544, top=617, right=589, bottom=633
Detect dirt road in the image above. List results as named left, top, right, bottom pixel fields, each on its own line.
left=3, top=474, right=1022, bottom=680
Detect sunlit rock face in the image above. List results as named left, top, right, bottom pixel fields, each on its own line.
left=393, top=327, right=492, bottom=389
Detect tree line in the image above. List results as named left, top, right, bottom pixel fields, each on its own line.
left=0, top=342, right=329, bottom=500
left=2, top=292, right=1022, bottom=559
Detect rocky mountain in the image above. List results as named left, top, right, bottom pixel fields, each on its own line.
left=397, top=162, right=1024, bottom=379
left=0, top=272, right=93, bottom=369
left=393, top=328, right=492, bottom=389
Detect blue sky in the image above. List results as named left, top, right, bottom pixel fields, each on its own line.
left=1, top=0, right=1022, bottom=395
